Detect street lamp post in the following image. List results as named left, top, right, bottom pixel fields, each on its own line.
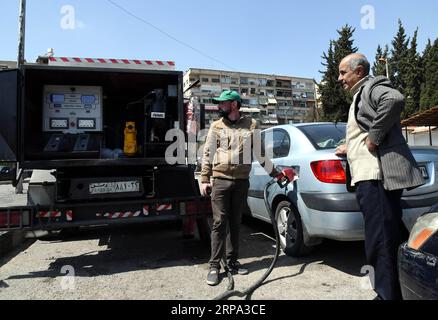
left=378, top=57, right=390, bottom=79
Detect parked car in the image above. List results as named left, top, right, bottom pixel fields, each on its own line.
left=0, top=167, right=11, bottom=174
left=0, top=166, right=13, bottom=181
left=398, top=203, right=438, bottom=300
left=247, top=123, right=438, bottom=256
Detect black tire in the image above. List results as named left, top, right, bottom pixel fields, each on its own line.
left=275, top=201, right=312, bottom=257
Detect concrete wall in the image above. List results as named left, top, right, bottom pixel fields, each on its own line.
left=405, top=130, right=438, bottom=146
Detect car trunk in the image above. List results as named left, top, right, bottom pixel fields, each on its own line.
left=405, top=147, right=438, bottom=196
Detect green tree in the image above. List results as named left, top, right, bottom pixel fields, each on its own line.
left=420, top=38, right=438, bottom=110
left=319, top=25, right=358, bottom=122
left=389, top=20, right=410, bottom=95
left=403, top=29, right=422, bottom=118
left=372, top=45, right=389, bottom=77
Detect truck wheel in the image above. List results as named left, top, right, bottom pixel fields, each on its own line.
left=275, top=201, right=312, bottom=257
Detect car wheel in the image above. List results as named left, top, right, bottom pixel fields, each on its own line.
left=275, top=201, right=312, bottom=257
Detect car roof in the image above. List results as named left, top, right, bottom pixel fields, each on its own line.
left=262, top=122, right=347, bottom=132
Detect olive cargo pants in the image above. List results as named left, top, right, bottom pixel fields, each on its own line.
left=209, top=178, right=249, bottom=269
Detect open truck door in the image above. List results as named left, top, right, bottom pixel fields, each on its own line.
left=0, top=69, right=19, bottom=183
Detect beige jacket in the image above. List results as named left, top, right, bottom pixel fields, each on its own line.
left=201, top=116, right=276, bottom=183
left=346, top=76, right=382, bottom=185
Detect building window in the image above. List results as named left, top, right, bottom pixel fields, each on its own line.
left=300, top=102, right=307, bottom=108
left=306, top=92, right=315, bottom=99
left=212, top=78, right=220, bottom=83
left=293, top=92, right=301, bottom=99
left=266, top=80, right=275, bottom=87
left=250, top=88, right=256, bottom=95
left=240, top=77, right=249, bottom=85
left=292, top=82, right=305, bottom=89
left=221, top=76, right=231, bottom=84
left=258, top=79, right=267, bottom=87
left=231, top=78, right=239, bottom=85
left=241, top=88, right=249, bottom=95
left=201, top=78, right=209, bottom=83
left=249, top=99, right=258, bottom=106
left=230, top=87, right=240, bottom=93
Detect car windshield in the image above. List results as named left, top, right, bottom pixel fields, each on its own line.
left=298, top=124, right=346, bottom=150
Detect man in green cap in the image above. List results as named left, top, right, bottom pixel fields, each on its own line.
left=201, top=90, right=288, bottom=286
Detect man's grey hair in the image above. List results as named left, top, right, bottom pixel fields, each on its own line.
left=349, top=55, right=370, bottom=76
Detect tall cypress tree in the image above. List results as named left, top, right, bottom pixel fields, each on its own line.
left=319, top=42, right=338, bottom=121
left=420, top=38, right=438, bottom=110
left=389, top=20, right=410, bottom=94
left=403, top=29, right=422, bottom=118
left=319, top=25, right=358, bottom=122
left=372, top=45, right=389, bottom=77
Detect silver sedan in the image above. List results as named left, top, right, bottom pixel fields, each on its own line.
left=247, top=123, right=438, bottom=256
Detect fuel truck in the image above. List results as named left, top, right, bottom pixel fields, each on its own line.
left=0, top=56, right=211, bottom=239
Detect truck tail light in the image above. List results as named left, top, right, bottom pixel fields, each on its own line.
left=182, top=201, right=212, bottom=216
left=0, top=211, right=22, bottom=228
left=311, top=160, right=346, bottom=184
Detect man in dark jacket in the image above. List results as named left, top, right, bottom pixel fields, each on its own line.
left=335, top=53, right=425, bottom=300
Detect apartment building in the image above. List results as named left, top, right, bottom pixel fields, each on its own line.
left=183, top=68, right=318, bottom=129
left=0, top=61, right=17, bottom=70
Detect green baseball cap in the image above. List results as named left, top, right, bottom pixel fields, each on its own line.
left=213, top=90, right=242, bottom=104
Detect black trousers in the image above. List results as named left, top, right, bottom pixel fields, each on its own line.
left=356, top=180, right=409, bottom=300
left=209, top=178, right=249, bottom=269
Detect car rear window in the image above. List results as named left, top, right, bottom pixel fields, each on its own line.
left=298, top=124, right=346, bottom=150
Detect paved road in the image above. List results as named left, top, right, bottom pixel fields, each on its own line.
left=0, top=182, right=375, bottom=300
left=0, top=214, right=375, bottom=300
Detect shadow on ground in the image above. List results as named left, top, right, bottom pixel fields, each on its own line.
left=4, top=217, right=367, bottom=283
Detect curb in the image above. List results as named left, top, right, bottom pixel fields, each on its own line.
left=0, top=231, right=26, bottom=257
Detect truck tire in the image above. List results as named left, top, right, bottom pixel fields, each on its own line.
left=275, top=201, right=312, bottom=257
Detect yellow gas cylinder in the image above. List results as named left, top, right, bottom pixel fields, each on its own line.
left=124, top=122, right=137, bottom=156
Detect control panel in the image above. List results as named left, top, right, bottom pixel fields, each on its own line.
left=43, top=85, right=103, bottom=134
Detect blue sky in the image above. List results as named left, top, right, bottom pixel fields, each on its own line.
left=1, top=0, right=437, bottom=81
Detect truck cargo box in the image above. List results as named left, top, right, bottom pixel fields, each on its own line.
left=0, top=64, right=185, bottom=170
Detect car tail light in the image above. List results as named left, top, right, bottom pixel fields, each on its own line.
left=311, top=160, right=346, bottom=184
left=408, top=212, right=438, bottom=250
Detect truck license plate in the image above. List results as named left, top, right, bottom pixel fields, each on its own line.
left=89, top=181, right=140, bottom=195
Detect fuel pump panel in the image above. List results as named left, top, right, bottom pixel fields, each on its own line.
left=43, top=85, right=103, bottom=134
